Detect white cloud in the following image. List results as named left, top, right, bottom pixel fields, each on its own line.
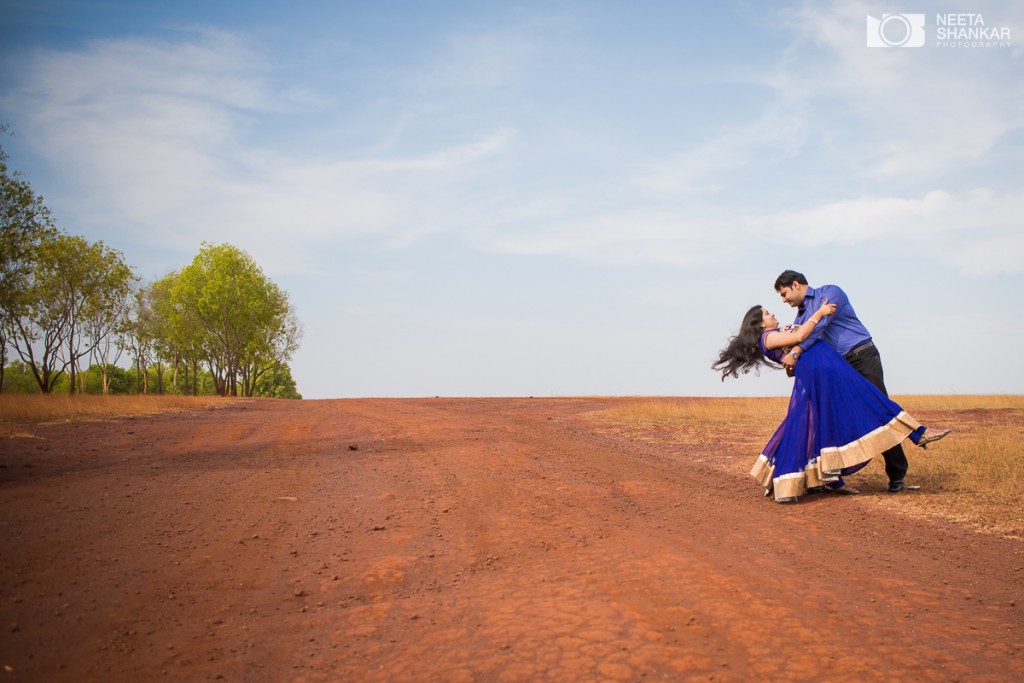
left=628, top=94, right=810, bottom=195
left=423, top=28, right=541, bottom=90
left=939, top=227, right=1024, bottom=276
left=748, top=188, right=1024, bottom=275
left=340, top=128, right=516, bottom=173
left=470, top=208, right=736, bottom=267
left=606, top=1, right=1024, bottom=280
left=4, top=32, right=517, bottom=275
left=630, top=0, right=1024, bottom=196
left=410, top=13, right=569, bottom=93
left=23, top=30, right=277, bottom=114
left=4, top=4, right=1021, bottom=284
left=783, top=0, right=1024, bottom=177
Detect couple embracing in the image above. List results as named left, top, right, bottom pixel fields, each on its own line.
left=713, top=270, right=951, bottom=503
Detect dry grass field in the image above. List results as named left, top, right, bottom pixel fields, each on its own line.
left=594, top=395, right=1024, bottom=538
left=0, top=393, right=225, bottom=437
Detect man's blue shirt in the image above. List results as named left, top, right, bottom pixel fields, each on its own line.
left=793, top=284, right=872, bottom=356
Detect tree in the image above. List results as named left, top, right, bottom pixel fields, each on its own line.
left=82, top=363, right=134, bottom=394
left=253, top=362, right=302, bottom=399
left=6, top=233, right=135, bottom=393
left=1, top=359, right=41, bottom=393
left=169, top=243, right=300, bottom=396
left=239, top=302, right=302, bottom=397
left=1, top=131, right=58, bottom=392
left=82, top=246, right=137, bottom=394
left=6, top=231, right=72, bottom=392
left=124, top=284, right=157, bottom=394
left=148, top=270, right=206, bottom=395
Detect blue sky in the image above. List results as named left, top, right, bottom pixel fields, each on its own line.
left=2, top=1, right=1022, bottom=398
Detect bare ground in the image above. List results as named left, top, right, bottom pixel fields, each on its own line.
left=1, top=397, right=1021, bottom=682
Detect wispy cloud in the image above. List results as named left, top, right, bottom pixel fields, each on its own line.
left=617, top=1, right=1024, bottom=276
left=471, top=208, right=735, bottom=267
left=4, top=3, right=1021, bottom=283
left=783, top=0, right=1024, bottom=177
left=627, top=96, right=809, bottom=194
left=344, top=128, right=516, bottom=172
left=749, top=188, right=1024, bottom=274
left=3, top=1, right=1021, bottom=399
left=418, top=26, right=542, bottom=90
left=632, top=0, right=1024, bottom=193
left=4, top=30, right=517, bottom=273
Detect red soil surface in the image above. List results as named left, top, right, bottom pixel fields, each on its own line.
left=1, top=397, right=1021, bottom=682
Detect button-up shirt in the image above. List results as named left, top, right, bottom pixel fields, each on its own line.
left=793, top=284, right=872, bottom=356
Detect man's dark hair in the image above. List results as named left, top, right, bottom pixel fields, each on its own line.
left=774, top=270, right=808, bottom=292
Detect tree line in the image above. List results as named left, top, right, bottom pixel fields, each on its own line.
left=1, top=132, right=302, bottom=398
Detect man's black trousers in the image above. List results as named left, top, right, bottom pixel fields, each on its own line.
left=844, top=344, right=909, bottom=484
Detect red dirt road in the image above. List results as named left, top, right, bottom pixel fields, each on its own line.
left=1, top=398, right=1021, bottom=682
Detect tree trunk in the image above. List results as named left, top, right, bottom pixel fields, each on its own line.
left=0, top=338, right=7, bottom=394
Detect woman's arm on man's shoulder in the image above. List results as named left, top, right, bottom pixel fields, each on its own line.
left=762, top=299, right=836, bottom=350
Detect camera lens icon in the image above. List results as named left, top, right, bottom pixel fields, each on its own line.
left=866, top=14, right=926, bottom=48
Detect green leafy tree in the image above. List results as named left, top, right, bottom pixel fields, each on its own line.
left=129, top=275, right=187, bottom=395
left=125, top=284, right=157, bottom=394
left=7, top=233, right=135, bottom=393
left=82, top=363, right=134, bottom=394
left=149, top=269, right=208, bottom=395
left=253, top=362, right=302, bottom=399
left=1, top=131, right=58, bottom=392
left=239, top=302, right=302, bottom=397
left=6, top=231, right=72, bottom=392
left=2, top=133, right=135, bottom=394
left=1, top=359, right=41, bottom=393
left=169, top=243, right=301, bottom=396
left=82, top=248, right=137, bottom=394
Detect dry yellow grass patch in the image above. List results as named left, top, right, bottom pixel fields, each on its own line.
left=594, top=396, right=1024, bottom=538
left=863, top=395, right=1024, bottom=536
left=594, top=397, right=785, bottom=448
left=0, top=393, right=227, bottom=437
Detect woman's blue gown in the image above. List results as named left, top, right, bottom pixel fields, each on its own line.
left=751, top=327, right=927, bottom=502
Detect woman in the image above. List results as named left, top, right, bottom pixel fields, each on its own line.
left=713, top=300, right=950, bottom=503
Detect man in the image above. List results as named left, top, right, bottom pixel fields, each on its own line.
left=773, top=269, right=910, bottom=492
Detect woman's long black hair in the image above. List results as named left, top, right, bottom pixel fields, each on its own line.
left=711, top=305, right=778, bottom=381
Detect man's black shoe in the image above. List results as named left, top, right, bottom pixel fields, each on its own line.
left=888, top=480, right=905, bottom=493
